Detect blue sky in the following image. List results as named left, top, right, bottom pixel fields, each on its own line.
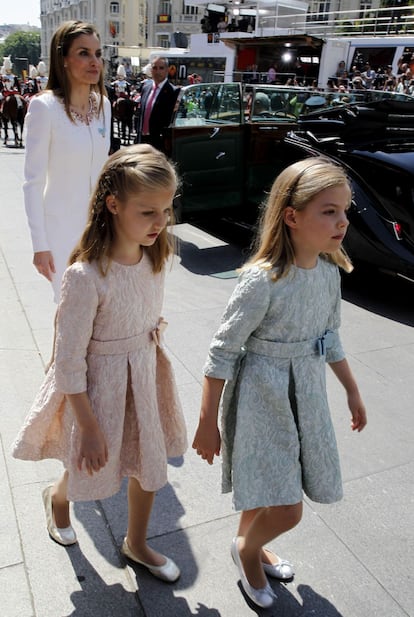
left=1, top=0, right=41, bottom=27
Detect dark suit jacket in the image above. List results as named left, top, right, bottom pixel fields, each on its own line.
left=136, top=79, right=179, bottom=152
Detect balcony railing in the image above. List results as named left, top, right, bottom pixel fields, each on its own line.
left=178, top=14, right=200, bottom=23
left=254, top=5, right=414, bottom=37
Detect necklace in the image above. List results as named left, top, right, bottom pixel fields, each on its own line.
left=70, top=93, right=99, bottom=125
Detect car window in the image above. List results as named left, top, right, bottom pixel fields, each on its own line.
left=246, top=87, right=304, bottom=121
left=174, top=84, right=218, bottom=127
left=212, top=83, right=242, bottom=123
left=173, top=83, right=241, bottom=127
left=246, top=86, right=414, bottom=122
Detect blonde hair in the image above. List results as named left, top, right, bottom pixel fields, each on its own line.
left=70, top=144, right=178, bottom=274
left=245, top=157, right=353, bottom=280
left=47, top=20, right=106, bottom=121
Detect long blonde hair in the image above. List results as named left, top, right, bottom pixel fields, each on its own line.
left=47, top=20, right=106, bottom=121
left=70, top=144, right=178, bottom=274
left=245, top=157, right=353, bottom=280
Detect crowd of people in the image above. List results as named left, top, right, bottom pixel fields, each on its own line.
left=238, top=58, right=414, bottom=96
left=328, top=59, right=414, bottom=95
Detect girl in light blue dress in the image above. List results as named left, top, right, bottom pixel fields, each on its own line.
left=193, top=157, right=367, bottom=609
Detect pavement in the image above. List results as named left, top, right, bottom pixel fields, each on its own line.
left=0, top=145, right=413, bottom=617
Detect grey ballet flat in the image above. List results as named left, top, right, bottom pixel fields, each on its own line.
left=231, top=537, right=276, bottom=609
left=42, top=485, right=77, bottom=546
left=262, top=550, right=295, bottom=580
left=121, top=538, right=180, bottom=582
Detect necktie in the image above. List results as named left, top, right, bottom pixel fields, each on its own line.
left=142, top=85, right=158, bottom=135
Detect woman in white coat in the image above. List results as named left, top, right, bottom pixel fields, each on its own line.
left=24, top=20, right=111, bottom=303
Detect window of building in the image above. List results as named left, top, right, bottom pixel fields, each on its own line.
left=351, top=46, right=396, bottom=70
left=183, top=2, right=198, bottom=15
left=157, top=35, right=170, bottom=49
left=110, top=2, right=120, bottom=14
left=109, top=21, right=120, bottom=36
left=318, top=1, right=330, bottom=18
left=159, top=1, right=171, bottom=15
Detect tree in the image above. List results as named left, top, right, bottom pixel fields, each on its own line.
left=1, top=31, right=41, bottom=67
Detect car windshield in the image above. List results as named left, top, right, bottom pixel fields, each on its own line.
left=246, top=85, right=414, bottom=121
left=173, top=83, right=414, bottom=127
left=175, top=83, right=242, bottom=126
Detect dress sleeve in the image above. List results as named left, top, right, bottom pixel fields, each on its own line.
left=326, top=265, right=345, bottom=363
left=54, top=265, right=99, bottom=394
left=23, top=95, right=52, bottom=252
left=204, top=268, right=271, bottom=380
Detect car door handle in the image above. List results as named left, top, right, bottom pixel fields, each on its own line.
left=210, top=127, right=220, bottom=138
left=216, top=152, right=226, bottom=160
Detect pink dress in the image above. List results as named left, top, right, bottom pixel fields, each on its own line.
left=12, top=253, right=188, bottom=501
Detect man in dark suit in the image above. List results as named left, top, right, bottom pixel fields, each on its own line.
left=135, top=56, right=179, bottom=152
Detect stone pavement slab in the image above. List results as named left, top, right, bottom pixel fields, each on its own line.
left=0, top=147, right=413, bottom=616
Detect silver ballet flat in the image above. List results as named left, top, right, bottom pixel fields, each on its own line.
left=262, top=552, right=295, bottom=580
left=231, top=537, right=276, bottom=609
left=121, top=538, right=180, bottom=582
left=42, top=485, right=77, bottom=546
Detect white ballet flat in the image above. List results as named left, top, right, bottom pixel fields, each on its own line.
left=231, top=537, right=276, bottom=608
left=121, top=538, right=180, bottom=582
left=262, top=549, right=295, bottom=580
left=42, top=485, right=77, bottom=546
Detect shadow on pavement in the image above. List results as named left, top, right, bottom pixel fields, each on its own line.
left=65, top=545, right=139, bottom=617
left=341, top=267, right=413, bottom=326
left=239, top=581, right=344, bottom=616
left=70, top=478, right=204, bottom=615
left=65, top=546, right=222, bottom=617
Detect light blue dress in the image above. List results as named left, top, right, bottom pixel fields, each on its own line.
left=203, top=257, right=345, bottom=511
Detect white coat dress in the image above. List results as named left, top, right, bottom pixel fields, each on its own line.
left=23, top=91, right=111, bottom=302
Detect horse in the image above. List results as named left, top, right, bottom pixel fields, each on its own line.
left=112, top=96, right=136, bottom=145
left=1, top=93, right=27, bottom=147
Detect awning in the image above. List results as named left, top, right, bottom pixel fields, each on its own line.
left=220, top=34, right=324, bottom=51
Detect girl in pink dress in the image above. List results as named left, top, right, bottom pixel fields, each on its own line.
left=12, top=144, right=188, bottom=583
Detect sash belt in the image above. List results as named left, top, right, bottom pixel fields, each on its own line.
left=244, top=330, right=335, bottom=358
left=87, top=332, right=153, bottom=356
left=87, top=319, right=168, bottom=356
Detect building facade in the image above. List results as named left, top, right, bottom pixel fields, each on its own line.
left=37, top=0, right=408, bottom=78
left=145, top=1, right=387, bottom=45
left=146, top=1, right=202, bottom=49
left=39, top=0, right=146, bottom=76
